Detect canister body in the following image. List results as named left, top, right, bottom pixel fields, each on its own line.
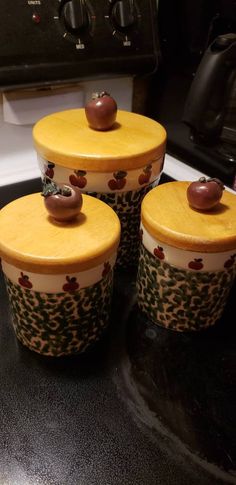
left=2, top=256, right=116, bottom=356
left=0, top=193, right=120, bottom=356
left=33, top=109, right=166, bottom=268
left=137, top=225, right=236, bottom=331
left=137, top=181, right=236, bottom=332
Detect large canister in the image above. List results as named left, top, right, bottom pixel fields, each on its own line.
left=0, top=193, right=120, bottom=356
left=137, top=181, right=236, bottom=331
left=33, top=108, right=166, bottom=267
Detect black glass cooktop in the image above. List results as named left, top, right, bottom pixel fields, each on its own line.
left=0, top=177, right=235, bottom=484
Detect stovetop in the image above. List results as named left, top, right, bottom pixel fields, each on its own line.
left=0, top=177, right=236, bottom=485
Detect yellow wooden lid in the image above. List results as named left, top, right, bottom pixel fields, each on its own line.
left=0, top=193, right=120, bottom=274
left=142, top=181, right=236, bottom=252
left=33, top=109, right=166, bottom=172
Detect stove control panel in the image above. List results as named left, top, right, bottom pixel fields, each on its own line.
left=0, top=0, right=159, bottom=89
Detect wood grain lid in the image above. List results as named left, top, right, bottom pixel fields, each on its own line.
left=33, top=109, right=166, bottom=172
left=0, top=193, right=121, bottom=273
left=141, top=181, right=236, bottom=252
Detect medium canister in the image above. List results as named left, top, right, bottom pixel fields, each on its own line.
left=33, top=109, right=166, bottom=267
left=0, top=193, right=120, bottom=356
left=137, top=181, right=236, bottom=331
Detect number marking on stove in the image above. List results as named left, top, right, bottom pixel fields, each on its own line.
left=76, top=39, right=85, bottom=50
left=123, top=37, right=131, bottom=46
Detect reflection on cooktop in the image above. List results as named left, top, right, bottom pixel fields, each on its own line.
left=116, top=273, right=236, bottom=483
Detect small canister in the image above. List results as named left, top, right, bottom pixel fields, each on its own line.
left=137, top=181, right=236, bottom=331
left=33, top=109, right=166, bottom=267
left=0, top=193, right=120, bottom=356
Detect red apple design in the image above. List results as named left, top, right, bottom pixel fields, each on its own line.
left=188, top=258, right=204, bottom=270
left=18, top=272, right=33, bottom=289
left=224, top=254, right=236, bottom=269
left=63, top=276, right=79, bottom=293
left=69, top=171, right=87, bottom=189
left=154, top=246, right=165, bottom=260
left=45, top=162, right=55, bottom=179
left=108, top=171, right=127, bottom=191
left=102, top=262, right=111, bottom=278
left=138, top=164, right=152, bottom=185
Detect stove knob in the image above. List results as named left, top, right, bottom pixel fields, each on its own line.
left=62, top=0, right=88, bottom=33
left=111, top=0, right=135, bottom=29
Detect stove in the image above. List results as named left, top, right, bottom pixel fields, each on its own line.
left=0, top=176, right=236, bottom=484
left=0, top=1, right=236, bottom=482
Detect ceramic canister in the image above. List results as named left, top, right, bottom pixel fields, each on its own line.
left=0, top=193, right=120, bottom=356
left=137, top=181, right=236, bottom=332
left=33, top=109, right=166, bottom=268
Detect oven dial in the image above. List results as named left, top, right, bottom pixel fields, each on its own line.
left=61, top=0, right=89, bottom=33
left=111, top=0, right=135, bottom=30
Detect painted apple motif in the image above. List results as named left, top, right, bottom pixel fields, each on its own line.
left=18, top=272, right=33, bottom=289
left=154, top=246, right=165, bottom=260
left=69, top=170, right=87, bottom=189
left=85, top=91, right=117, bottom=131
left=102, top=262, right=111, bottom=278
left=138, top=164, right=152, bottom=185
left=108, top=171, right=127, bottom=190
left=42, top=182, right=83, bottom=222
left=45, top=162, right=55, bottom=179
left=224, top=254, right=236, bottom=269
left=188, top=258, right=204, bottom=270
left=187, top=177, right=225, bottom=210
left=63, top=276, right=79, bottom=293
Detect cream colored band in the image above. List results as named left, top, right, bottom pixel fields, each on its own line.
left=2, top=253, right=116, bottom=294
left=141, top=224, right=236, bottom=272
left=38, top=155, right=164, bottom=193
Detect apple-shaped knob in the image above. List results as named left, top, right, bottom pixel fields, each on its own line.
left=85, top=91, right=117, bottom=131
left=42, top=182, right=83, bottom=222
left=187, top=177, right=225, bottom=210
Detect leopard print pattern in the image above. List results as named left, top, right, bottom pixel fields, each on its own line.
left=87, top=183, right=156, bottom=268
left=5, top=271, right=113, bottom=356
left=137, top=245, right=236, bottom=331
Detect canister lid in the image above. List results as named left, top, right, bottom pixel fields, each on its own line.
left=141, top=181, right=236, bottom=252
left=33, top=109, right=166, bottom=172
left=0, top=193, right=120, bottom=273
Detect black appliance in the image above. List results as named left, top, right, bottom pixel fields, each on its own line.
left=0, top=0, right=159, bottom=90
left=148, top=0, right=236, bottom=190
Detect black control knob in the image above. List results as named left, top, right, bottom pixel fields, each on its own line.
left=111, top=0, right=134, bottom=29
left=62, top=0, right=88, bottom=32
